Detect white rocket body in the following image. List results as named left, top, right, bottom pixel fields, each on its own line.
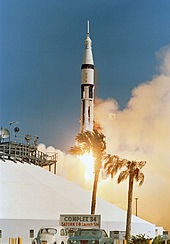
left=80, top=21, right=94, bottom=132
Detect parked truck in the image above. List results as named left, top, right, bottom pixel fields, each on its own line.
left=68, top=228, right=113, bottom=244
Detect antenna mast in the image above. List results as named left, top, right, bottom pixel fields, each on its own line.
left=87, top=20, right=90, bottom=36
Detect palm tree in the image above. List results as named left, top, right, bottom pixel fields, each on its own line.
left=119, top=160, right=146, bottom=241
left=105, top=158, right=146, bottom=241
left=70, top=130, right=106, bottom=214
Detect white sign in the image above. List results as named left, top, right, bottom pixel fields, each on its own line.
left=60, top=215, right=101, bottom=229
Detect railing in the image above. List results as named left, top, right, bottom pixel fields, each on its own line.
left=0, top=142, right=57, bottom=167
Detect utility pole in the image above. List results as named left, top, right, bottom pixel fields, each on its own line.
left=135, top=197, right=138, bottom=216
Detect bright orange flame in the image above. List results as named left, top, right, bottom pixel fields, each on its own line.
left=79, top=152, right=95, bottom=181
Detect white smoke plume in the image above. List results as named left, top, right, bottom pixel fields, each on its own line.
left=94, top=46, right=170, bottom=230
left=38, top=144, right=91, bottom=188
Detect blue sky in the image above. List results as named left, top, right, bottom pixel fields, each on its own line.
left=1, top=0, right=170, bottom=151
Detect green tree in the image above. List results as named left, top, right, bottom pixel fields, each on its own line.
left=105, top=158, right=146, bottom=241
left=70, top=130, right=123, bottom=214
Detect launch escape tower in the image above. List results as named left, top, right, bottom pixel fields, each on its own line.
left=80, top=21, right=95, bottom=132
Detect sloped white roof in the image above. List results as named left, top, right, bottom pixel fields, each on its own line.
left=0, top=160, right=152, bottom=226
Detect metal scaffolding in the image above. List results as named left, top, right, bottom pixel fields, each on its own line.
left=0, top=142, right=58, bottom=168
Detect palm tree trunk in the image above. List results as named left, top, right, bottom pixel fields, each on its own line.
left=125, top=173, right=134, bottom=241
left=91, top=169, right=100, bottom=214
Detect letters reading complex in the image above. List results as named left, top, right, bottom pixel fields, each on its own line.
left=60, top=215, right=101, bottom=228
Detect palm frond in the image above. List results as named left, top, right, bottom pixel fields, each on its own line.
left=92, top=130, right=106, bottom=151
left=137, top=161, right=146, bottom=169
left=75, top=131, right=91, bottom=146
left=105, top=165, right=115, bottom=177
left=117, top=170, right=129, bottom=184
left=69, top=146, right=84, bottom=155
left=138, top=172, right=145, bottom=186
left=103, top=154, right=111, bottom=165
left=121, top=158, right=129, bottom=164
left=134, top=168, right=140, bottom=181
left=104, top=154, right=125, bottom=178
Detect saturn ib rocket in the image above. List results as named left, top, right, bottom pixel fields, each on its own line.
left=80, top=21, right=95, bottom=132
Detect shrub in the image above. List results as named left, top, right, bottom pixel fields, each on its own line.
left=152, top=236, right=164, bottom=244
left=130, top=234, right=151, bottom=244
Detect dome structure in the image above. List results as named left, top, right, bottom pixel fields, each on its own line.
left=0, top=160, right=156, bottom=243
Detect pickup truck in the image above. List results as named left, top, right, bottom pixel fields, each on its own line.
left=32, top=226, right=69, bottom=244
left=68, top=228, right=113, bottom=244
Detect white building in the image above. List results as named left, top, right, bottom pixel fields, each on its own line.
left=0, top=159, right=157, bottom=243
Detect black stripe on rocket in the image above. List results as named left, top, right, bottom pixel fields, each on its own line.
left=81, top=64, right=94, bottom=69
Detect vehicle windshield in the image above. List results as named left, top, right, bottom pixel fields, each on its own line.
left=76, top=229, right=101, bottom=237
left=39, top=228, right=57, bottom=235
